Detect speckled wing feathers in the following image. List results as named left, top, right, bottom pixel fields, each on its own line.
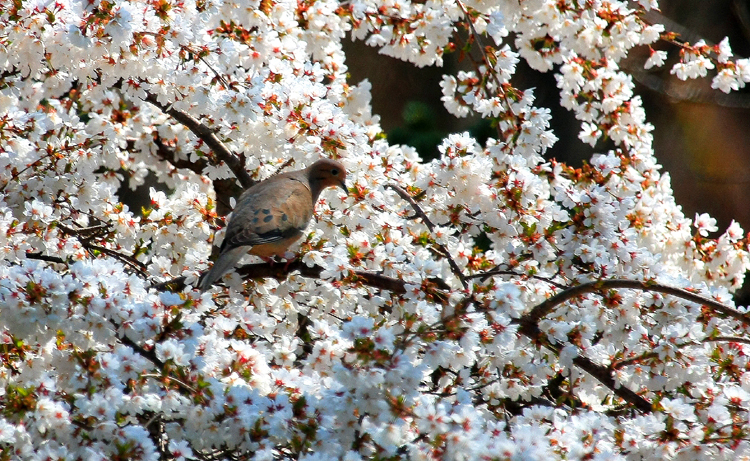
left=198, top=158, right=346, bottom=291
left=220, top=176, right=312, bottom=252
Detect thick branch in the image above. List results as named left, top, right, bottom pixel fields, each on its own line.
left=151, top=260, right=407, bottom=295
left=516, top=319, right=653, bottom=413
left=142, top=91, right=255, bottom=189
left=25, top=252, right=66, bottom=265
left=153, top=265, right=748, bottom=415
left=523, top=279, right=750, bottom=327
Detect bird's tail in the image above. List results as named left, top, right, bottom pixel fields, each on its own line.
left=198, top=246, right=248, bottom=291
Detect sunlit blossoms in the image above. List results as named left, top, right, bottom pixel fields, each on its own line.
left=3, top=0, right=750, bottom=459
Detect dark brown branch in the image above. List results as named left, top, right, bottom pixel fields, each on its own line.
left=466, top=268, right=568, bottom=289
left=612, top=336, right=750, bottom=370
left=137, top=134, right=239, bottom=215
left=387, top=184, right=468, bottom=289
left=513, top=279, right=750, bottom=412
left=141, top=91, right=255, bottom=189
left=429, top=286, right=654, bottom=412
left=523, top=279, right=750, bottom=327
left=114, top=321, right=201, bottom=397
left=420, top=291, right=653, bottom=412
left=153, top=262, right=747, bottom=415
left=87, top=244, right=148, bottom=275
left=25, top=252, right=66, bottom=265
left=151, top=260, right=408, bottom=295
left=516, top=319, right=653, bottom=413
left=387, top=184, right=436, bottom=229
left=127, top=136, right=209, bottom=176
left=118, top=329, right=163, bottom=368
left=56, top=223, right=148, bottom=277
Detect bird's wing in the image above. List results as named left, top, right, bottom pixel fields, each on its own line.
left=219, top=175, right=313, bottom=252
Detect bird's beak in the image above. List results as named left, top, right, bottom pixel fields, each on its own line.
left=339, top=181, right=348, bottom=195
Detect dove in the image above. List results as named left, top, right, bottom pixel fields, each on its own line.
left=198, top=158, right=347, bottom=291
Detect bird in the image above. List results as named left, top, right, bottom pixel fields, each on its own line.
left=198, top=158, right=347, bottom=291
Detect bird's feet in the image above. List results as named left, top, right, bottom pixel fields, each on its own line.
left=280, top=251, right=298, bottom=271
left=261, top=252, right=298, bottom=271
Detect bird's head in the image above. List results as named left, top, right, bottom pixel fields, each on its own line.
left=308, top=158, right=348, bottom=197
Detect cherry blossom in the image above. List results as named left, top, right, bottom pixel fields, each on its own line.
left=2, top=0, right=750, bottom=459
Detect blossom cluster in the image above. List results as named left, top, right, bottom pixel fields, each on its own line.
left=2, top=0, right=750, bottom=460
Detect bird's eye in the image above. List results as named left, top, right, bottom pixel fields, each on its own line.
left=331, top=168, right=339, bottom=176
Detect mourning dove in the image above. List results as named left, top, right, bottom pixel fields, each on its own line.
left=198, top=158, right=347, bottom=291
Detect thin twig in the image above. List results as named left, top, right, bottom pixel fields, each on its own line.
left=456, top=0, right=517, bottom=118
left=141, top=373, right=197, bottom=394
left=87, top=244, right=148, bottom=275
left=180, top=44, right=232, bottom=89
left=271, top=157, right=296, bottom=175
left=0, top=150, right=58, bottom=193
left=56, top=223, right=149, bottom=276
left=387, top=184, right=468, bottom=289
left=466, top=268, right=568, bottom=289
left=114, top=322, right=200, bottom=396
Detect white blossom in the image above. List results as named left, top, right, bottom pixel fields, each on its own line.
left=1, top=0, right=750, bottom=459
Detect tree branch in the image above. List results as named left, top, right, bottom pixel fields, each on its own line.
left=387, top=184, right=468, bottom=289
left=466, top=268, right=568, bottom=289
left=523, top=279, right=750, bottom=327
left=118, top=329, right=163, bottom=368
left=25, top=252, right=67, bottom=265
left=516, top=319, right=653, bottom=413
left=151, top=260, right=408, bottom=295
left=126, top=136, right=208, bottom=176
left=141, top=91, right=255, bottom=189
left=153, top=264, right=749, bottom=415
left=612, top=336, right=750, bottom=370
left=56, top=223, right=148, bottom=277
